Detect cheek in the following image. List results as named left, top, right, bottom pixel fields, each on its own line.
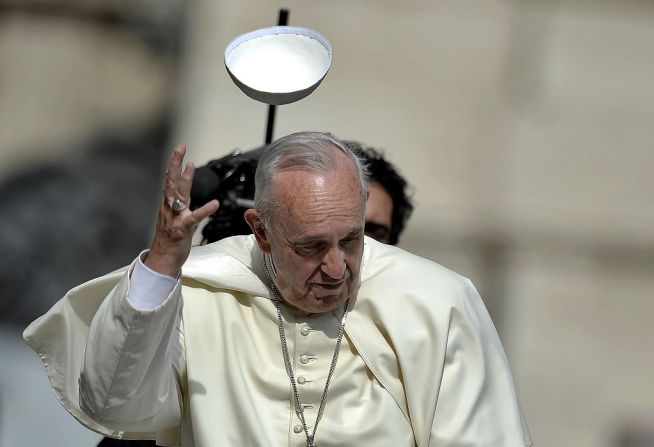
left=344, top=253, right=362, bottom=276
left=285, top=255, right=319, bottom=287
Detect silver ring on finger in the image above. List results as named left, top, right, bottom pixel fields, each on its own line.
left=171, top=197, right=186, bottom=214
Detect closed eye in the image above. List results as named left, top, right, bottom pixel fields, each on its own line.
left=294, top=242, right=326, bottom=255
left=339, top=230, right=363, bottom=248
left=340, top=236, right=359, bottom=246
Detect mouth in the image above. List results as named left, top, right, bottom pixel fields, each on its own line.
left=311, top=281, right=346, bottom=296
left=318, top=281, right=344, bottom=289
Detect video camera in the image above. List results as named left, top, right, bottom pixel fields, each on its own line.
left=190, top=146, right=263, bottom=244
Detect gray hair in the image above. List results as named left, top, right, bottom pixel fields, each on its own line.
left=254, top=131, right=369, bottom=227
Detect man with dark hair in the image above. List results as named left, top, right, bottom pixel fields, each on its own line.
left=345, top=141, right=413, bottom=245
left=192, top=140, right=413, bottom=247
left=25, top=131, right=531, bottom=447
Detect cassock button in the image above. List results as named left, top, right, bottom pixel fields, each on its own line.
left=297, top=376, right=307, bottom=384
left=293, top=424, right=304, bottom=434
left=299, top=355, right=310, bottom=364
left=301, top=326, right=311, bottom=336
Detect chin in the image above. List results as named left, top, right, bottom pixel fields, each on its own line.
left=309, top=294, right=348, bottom=313
left=284, top=287, right=351, bottom=314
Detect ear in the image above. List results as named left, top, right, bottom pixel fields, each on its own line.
left=244, top=209, right=271, bottom=253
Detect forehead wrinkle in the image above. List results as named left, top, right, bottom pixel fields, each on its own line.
left=271, top=167, right=364, bottom=237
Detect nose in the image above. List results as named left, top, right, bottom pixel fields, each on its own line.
left=321, top=247, right=346, bottom=280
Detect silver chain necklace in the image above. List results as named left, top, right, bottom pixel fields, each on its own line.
left=263, top=255, right=350, bottom=447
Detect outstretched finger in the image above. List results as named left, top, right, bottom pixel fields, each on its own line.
left=177, top=160, right=195, bottom=200
left=163, top=144, right=187, bottom=203
left=187, top=199, right=220, bottom=226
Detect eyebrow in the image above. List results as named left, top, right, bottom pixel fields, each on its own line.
left=293, top=227, right=363, bottom=246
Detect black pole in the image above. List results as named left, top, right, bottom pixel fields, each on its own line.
left=278, top=8, right=289, bottom=27
left=265, top=8, right=289, bottom=145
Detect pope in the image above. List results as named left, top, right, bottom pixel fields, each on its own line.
left=24, top=131, right=532, bottom=446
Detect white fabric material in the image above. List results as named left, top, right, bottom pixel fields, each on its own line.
left=127, top=250, right=177, bottom=310
left=24, top=235, right=533, bottom=446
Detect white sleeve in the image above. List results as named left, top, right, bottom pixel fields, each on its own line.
left=127, top=250, right=179, bottom=310
left=430, top=279, right=533, bottom=446
left=79, top=255, right=185, bottom=434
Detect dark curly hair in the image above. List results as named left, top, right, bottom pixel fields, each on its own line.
left=345, top=141, right=414, bottom=245
left=194, top=139, right=414, bottom=246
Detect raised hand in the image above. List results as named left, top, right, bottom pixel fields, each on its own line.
left=145, top=144, right=220, bottom=276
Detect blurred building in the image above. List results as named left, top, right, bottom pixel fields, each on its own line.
left=0, top=1, right=185, bottom=445
left=1, top=0, right=653, bottom=446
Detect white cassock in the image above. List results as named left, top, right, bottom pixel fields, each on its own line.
left=24, top=235, right=533, bottom=447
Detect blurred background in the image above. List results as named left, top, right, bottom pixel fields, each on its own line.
left=1, top=0, right=653, bottom=446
